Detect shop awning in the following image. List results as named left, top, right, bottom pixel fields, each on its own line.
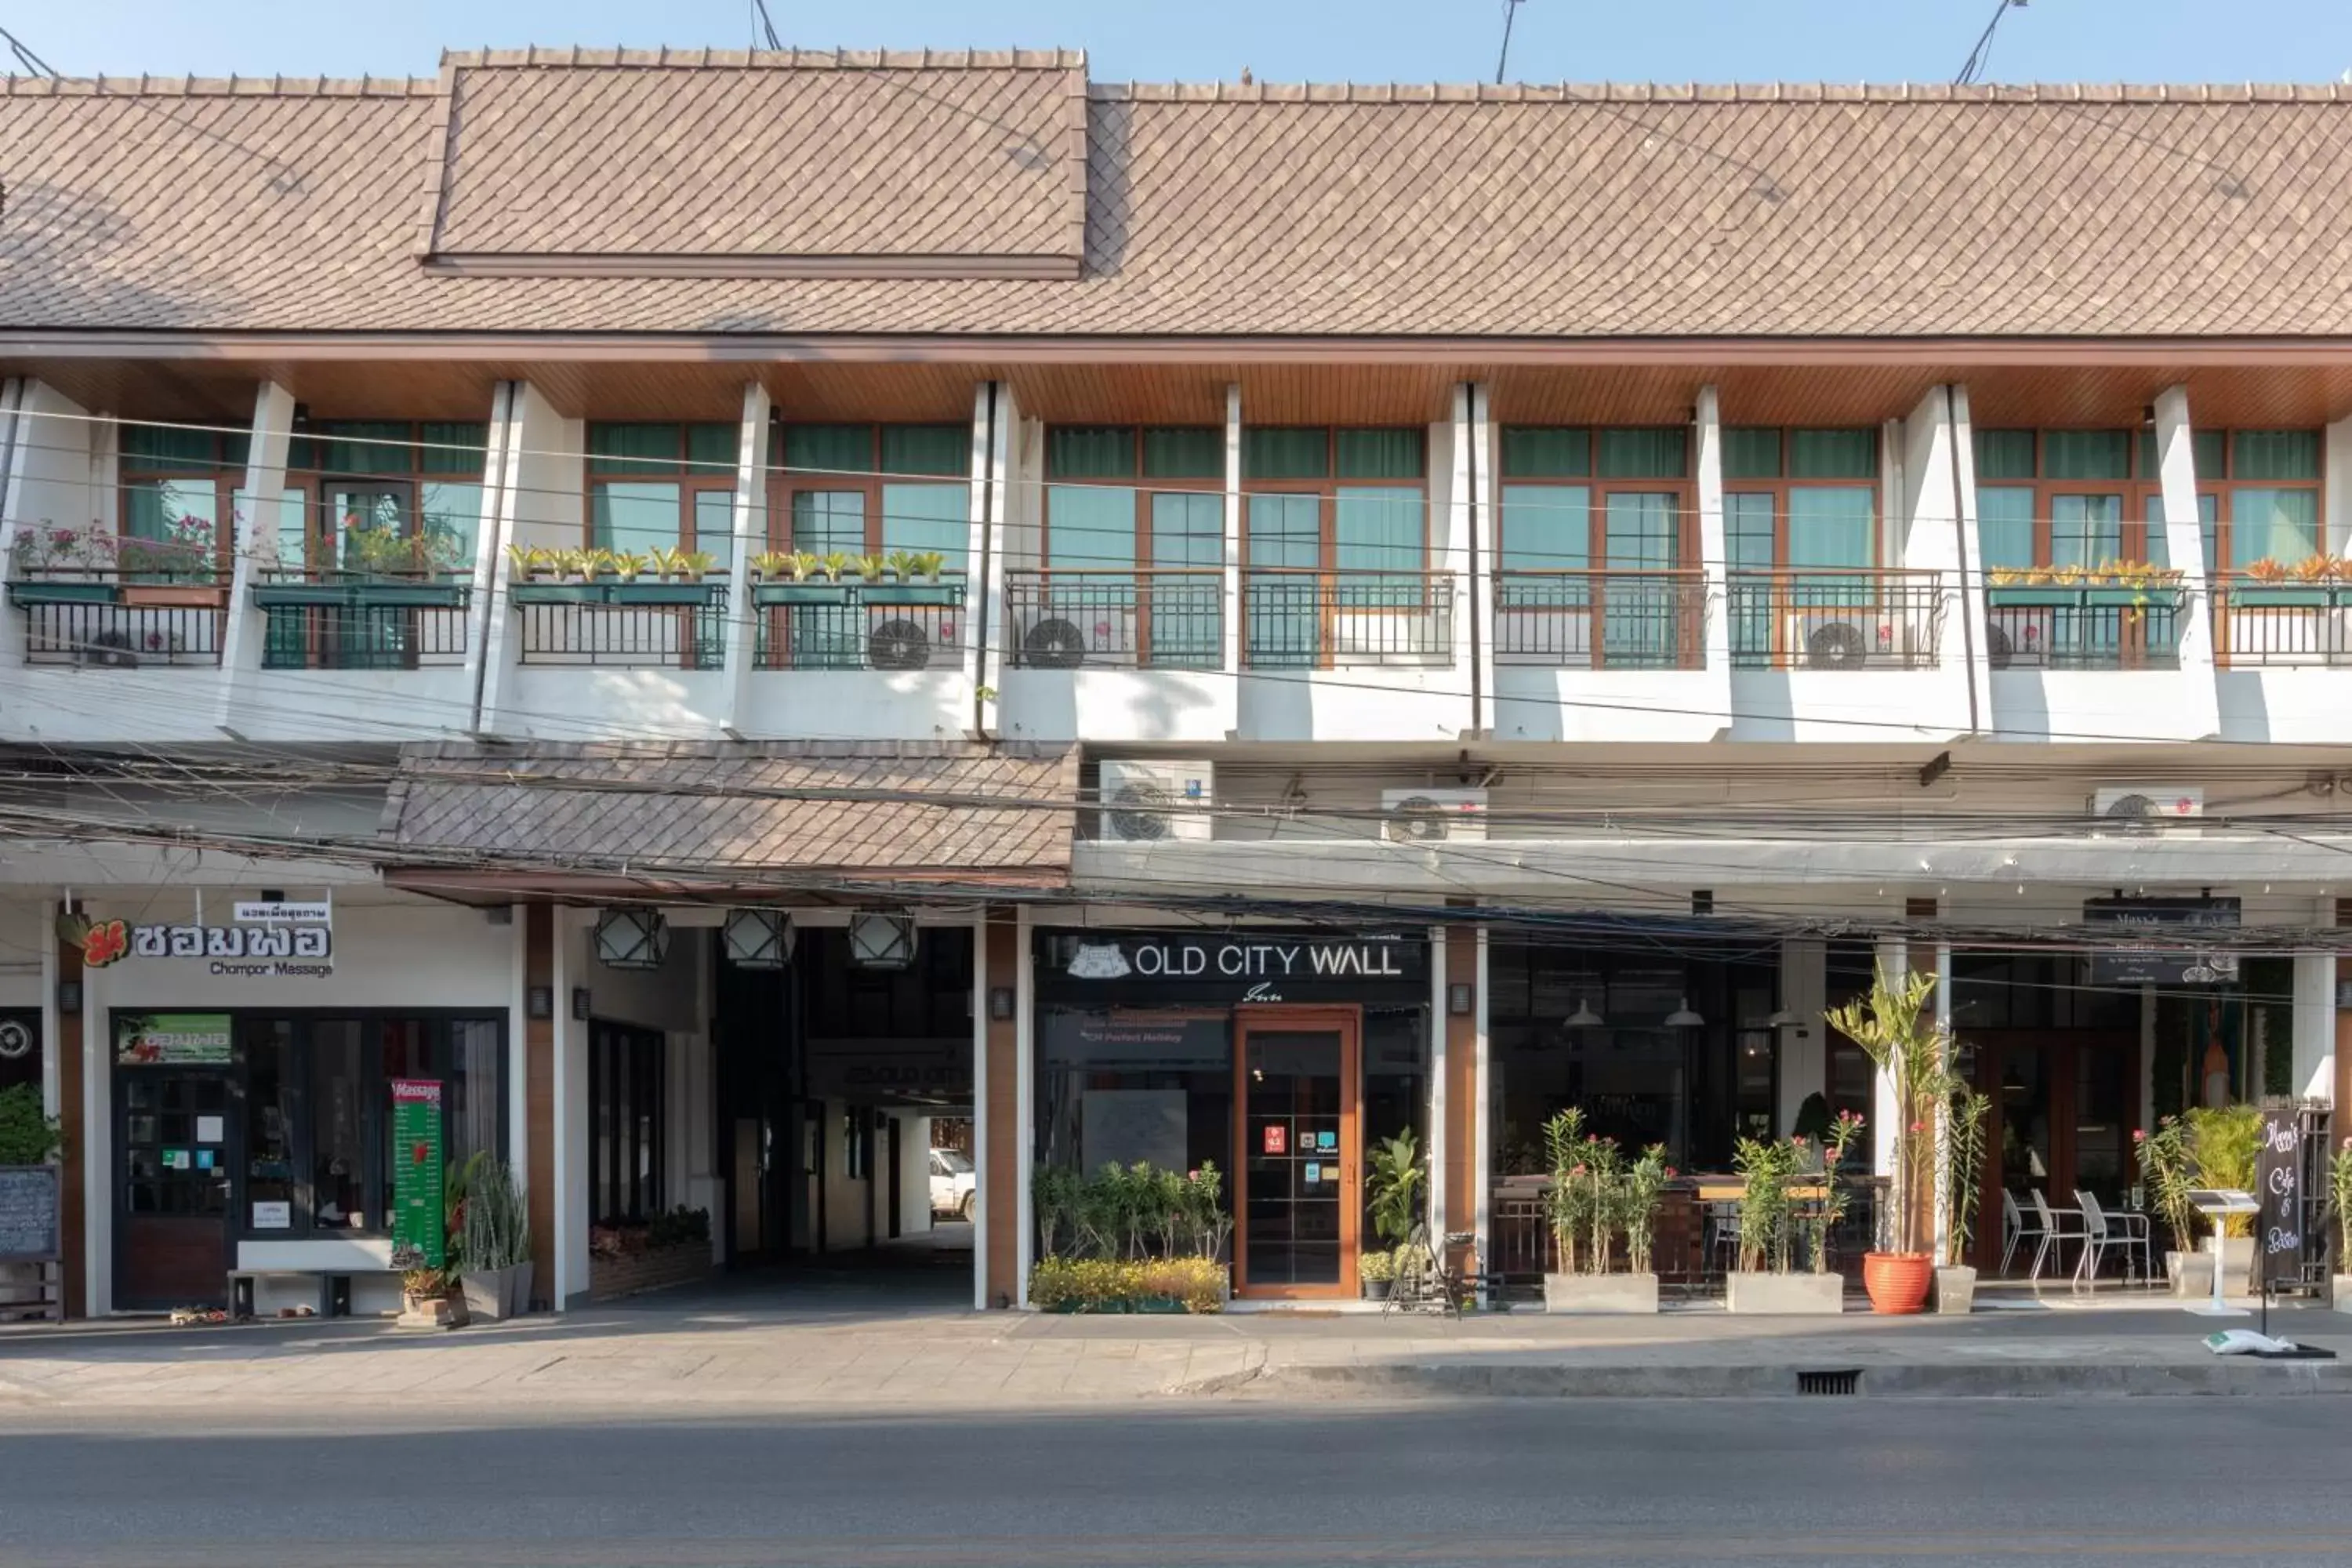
left=377, top=740, right=1076, bottom=902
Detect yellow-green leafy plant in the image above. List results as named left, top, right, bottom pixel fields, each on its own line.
left=1942, top=1091, right=1990, bottom=1267
left=2136, top=1116, right=2198, bottom=1254
left=610, top=551, right=648, bottom=583
left=1824, top=964, right=1955, bottom=1258
left=1621, top=1144, right=1671, bottom=1276
left=1803, top=1110, right=1867, bottom=1274
left=818, top=551, right=852, bottom=583
left=2185, top=1104, right=2263, bottom=1237
left=1733, top=1134, right=1798, bottom=1273
left=851, top=552, right=888, bottom=583
left=673, top=550, right=717, bottom=583
left=750, top=550, right=793, bottom=581
left=646, top=545, right=687, bottom=580
left=578, top=547, right=615, bottom=583
left=2330, top=1137, right=2352, bottom=1264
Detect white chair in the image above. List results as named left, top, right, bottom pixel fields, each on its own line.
left=2071, top=1189, right=2151, bottom=1288
left=1999, top=1189, right=2040, bottom=1276
left=2027, top=1189, right=2082, bottom=1282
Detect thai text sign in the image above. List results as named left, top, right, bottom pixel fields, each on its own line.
left=114, top=1013, right=234, bottom=1066
left=389, top=1079, right=445, bottom=1270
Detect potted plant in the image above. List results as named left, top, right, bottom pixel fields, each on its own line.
left=398, top=1267, right=466, bottom=1329
left=454, top=1152, right=534, bottom=1322
left=1937, top=1091, right=1990, bottom=1313
left=2137, top=1116, right=2209, bottom=1298
left=0, top=1083, right=63, bottom=1318
left=1824, top=964, right=1951, bottom=1314
left=611, top=550, right=647, bottom=584
left=2186, top=1104, right=2263, bottom=1292
left=2331, top=1138, right=2352, bottom=1316
left=1363, top=1129, right=1424, bottom=1298
left=867, top=549, right=960, bottom=605
left=577, top=547, right=615, bottom=584
left=852, top=552, right=891, bottom=586
left=1724, top=1115, right=1863, bottom=1313
left=819, top=551, right=853, bottom=585
left=2232, top=556, right=2330, bottom=608
left=671, top=550, right=717, bottom=586
left=751, top=550, right=793, bottom=583
left=1539, top=1111, right=1667, bottom=1313
left=1359, top=1245, right=1397, bottom=1301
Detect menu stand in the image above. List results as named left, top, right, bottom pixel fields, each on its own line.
left=2184, top=1189, right=2258, bottom=1319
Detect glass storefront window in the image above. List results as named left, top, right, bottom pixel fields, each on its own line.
left=310, top=1024, right=368, bottom=1229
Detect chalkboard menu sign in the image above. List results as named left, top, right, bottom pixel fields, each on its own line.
left=0, top=1165, right=60, bottom=1263
left=2256, top=1109, right=2303, bottom=1289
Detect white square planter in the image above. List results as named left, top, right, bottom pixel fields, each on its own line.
left=2167, top=1250, right=2215, bottom=1299
left=1543, top=1272, right=1659, bottom=1314
left=1725, top=1271, right=1844, bottom=1314
left=1934, top=1265, right=1976, bottom=1315
left=2332, top=1275, right=2352, bottom=1316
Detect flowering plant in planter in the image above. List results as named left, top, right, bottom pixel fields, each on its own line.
left=1804, top=1110, right=1868, bottom=1275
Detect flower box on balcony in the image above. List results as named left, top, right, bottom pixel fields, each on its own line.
left=750, top=582, right=858, bottom=608
left=1984, top=586, right=2087, bottom=608
left=253, top=578, right=470, bottom=609
left=858, top=581, right=963, bottom=607
left=118, top=583, right=227, bottom=610
left=7, top=579, right=121, bottom=607
left=511, top=580, right=720, bottom=606
left=2226, top=584, right=2333, bottom=608
left=2078, top=586, right=2178, bottom=609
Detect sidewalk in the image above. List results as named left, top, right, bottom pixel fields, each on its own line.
left=1, top=1286, right=2345, bottom=1414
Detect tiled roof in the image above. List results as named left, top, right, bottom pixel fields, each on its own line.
left=379, top=739, right=1076, bottom=884
left=3, top=60, right=2352, bottom=338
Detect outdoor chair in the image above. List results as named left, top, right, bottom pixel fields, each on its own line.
left=1999, top=1189, right=2040, bottom=1276
left=2071, top=1189, right=2151, bottom=1289
left=2026, top=1189, right=2083, bottom=1282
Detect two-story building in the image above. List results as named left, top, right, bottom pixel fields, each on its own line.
left=4, top=51, right=2350, bottom=1315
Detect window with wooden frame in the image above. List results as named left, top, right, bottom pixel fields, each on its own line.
left=118, top=423, right=245, bottom=583
left=583, top=422, right=738, bottom=571
left=1241, top=426, right=1426, bottom=586
left=2147, top=429, right=2321, bottom=575
left=1496, top=426, right=1694, bottom=577
left=770, top=423, right=971, bottom=572
left=296, top=419, right=489, bottom=578
left=1043, top=426, right=1223, bottom=570
left=1720, top=428, right=1878, bottom=575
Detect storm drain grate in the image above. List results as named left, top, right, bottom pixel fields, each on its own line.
left=1795, top=1369, right=1861, bottom=1396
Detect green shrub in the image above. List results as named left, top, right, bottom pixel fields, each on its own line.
left=1029, top=1254, right=1225, bottom=1312
left=2187, top=1105, right=2263, bottom=1236
left=0, top=1084, right=61, bottom=1165
left=1358, top=1247, right=1397, bottom=1283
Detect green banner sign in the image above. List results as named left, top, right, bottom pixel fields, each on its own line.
left=389, top=1079, right=444, bottom=1270
left=114, top=1013, right=234, bottom=1066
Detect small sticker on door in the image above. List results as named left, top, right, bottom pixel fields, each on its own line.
left=1316, top=1131, right=1338, bottom=1150
left=1304, top=1163, right=1322, bottom=1184
left=1262, top=1124, right=1288, bottom=1156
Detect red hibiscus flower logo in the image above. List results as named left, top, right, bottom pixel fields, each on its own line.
left=82, top=920, right=129, bottom=969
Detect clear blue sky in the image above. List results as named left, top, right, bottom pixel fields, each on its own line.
left=5, top=0, right=2348, bottom=85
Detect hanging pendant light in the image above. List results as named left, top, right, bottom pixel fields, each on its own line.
left=593, top=908, right=669, bottom=971
left=1565, top=996, right=1604, bottom=1029
left=1765, top=1007, right=1803, bottom=1029
left=1664, top=996, right=1704, bottom=1029
left=722, top=909, right=793, bottom=970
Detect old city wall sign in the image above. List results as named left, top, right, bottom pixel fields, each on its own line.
left=1045, top=931, right=1427, bottom=1003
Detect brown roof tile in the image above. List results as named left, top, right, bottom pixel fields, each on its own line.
left=380, top=739, right=1076, bottom=885
left=4, top=67, right=2352, bottom=339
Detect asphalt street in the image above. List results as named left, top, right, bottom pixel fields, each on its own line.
left=2, top=1397, right=2347, bottom=1567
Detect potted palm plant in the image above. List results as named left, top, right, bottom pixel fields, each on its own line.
left=753, top=550, right=855, bottom=608
left=2137, top=1116, right=2209, bottom=1297
left=1938, top=1090, right=1990, bottom=1312
left=2187, top=1104, right=2263, bottom=1292
left=1362, top=1129, right=1424, bottom=1299
left=1824, top=965, right=1953, bottom=1314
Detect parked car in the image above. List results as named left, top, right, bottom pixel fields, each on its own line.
left=929, top=1147, right=976, bottom=1221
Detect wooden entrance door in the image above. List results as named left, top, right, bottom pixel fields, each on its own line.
left=116, top=1069, right=235, bottom=1309
left=1968, top=1033, right=2140, bottom=1272
left=1233, top=1006, right=1361, bottom=1299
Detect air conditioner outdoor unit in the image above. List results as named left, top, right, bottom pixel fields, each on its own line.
left=1098, top=760, right=1214, bottom=844
left=1380, top=787, right=1489, bottom=843
left=2090, top=786, right=2205, bottom=837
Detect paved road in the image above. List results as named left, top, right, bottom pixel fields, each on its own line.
left=4, top=1399, right=2346, bottom=1567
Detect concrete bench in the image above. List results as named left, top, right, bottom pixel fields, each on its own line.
left=227, top=1269, right=395, bottom=1319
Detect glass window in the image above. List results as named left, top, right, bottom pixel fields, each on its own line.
left=2050, top=493, right=2124, bottom=568
left=1334, top=429, right=1423, bottom=480
left=245, top=1025, right=299, bottom=1230
left=1247, top=493, right=1321, bottom=568
left=2146, top=493, right=2219, bottom=576
left=1500, top=427, right=1590, bottom=479
left=1047, top=484, right=1136, bottom=568
left=2135, top=428, right=2225, bottom=481
left=121, top=423, right=220, bottom=469
left=1047, top=427, right=1136, bottom=479
left=123, top=479, right=220, bottom=554
left=1142, top=428, right=1221, bottom=479
left=881, top=425, right=968, bottom=477
left=1725, top=493, right=1774, bottom=569
left=693, top=489, right=735, bottom=568
left=1150, top=492, right=1223, bottom=569
left=1788, top=429, right=1876, bottom=480
left=2042, top=430, right=2132, bottom=481
left=1500, top=484, right=1591, bottom=572
left=2233, top=488, right=2319, bottom=567
left=590, top=481, right=682, bottom=555
left=782, top=425, right=873, bottom=474
left=2234, top=430, right=2321, bottom=481
left=880, top=483, right=968, bottom=571
left=1243, top=429, right=1330, bottom=481
left=419, top=481, right=484, bottom=564
left=310, top=420, right=415, bottom=476
left=586, top=423, right=681, bottom=474
left=1974, top=430, right=2037, bottom=481
left=791, top=492, right=864, bottom=556
left=1976, top=487, right=2034, bottom=570
left=419, top=423, right=490, bottom=477
left=1334, top=486, right=1421, bottom=590
left=310, top=1024, right=368, bottom=1231
left=1602, top=492, right=1679, bottom=568
left=684, top=423, right=737, bottom=470
left=1596, top=427, right=1686, bottom=480
left=1722, top=428, right=1781, bottom=481
left=1786, top=488, right=1874, bottom=568
left=590, top=1022, right=666, bottom=1225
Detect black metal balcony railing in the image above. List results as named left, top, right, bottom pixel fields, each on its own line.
left=1494, top=569, right=1706, bottom=669
left=1983, top=583, right=2184, bottom=671
left=1004, top=570, right=1224, bottom=670
left=18, top=599, right=224, bottom=668
left=2209, top=577, right=2352, bottom=668
left=517, top=590, right=728, bottom=669
left=753, top=599, right=965, bottom=673
left=1240, top=570, right=1456, bottom=668
left=260, top=603, right=469, bottom=671
left=1728, top=569, right=1947, bottom=670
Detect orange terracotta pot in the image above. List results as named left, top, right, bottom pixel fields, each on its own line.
left=1862, top=1251, right=1933, bottom=1316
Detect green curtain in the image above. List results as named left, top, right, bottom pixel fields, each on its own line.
left=120, top=424, right=216, bottom=469
left=590, top=482, right=680, bottom=554
left=1048, top=427, right=1136, bottom=480
left=1721, top=429, right=1781, bottom=481
left=2041, top=430, right=2132, bottom=481
left=1499, top=484, right=1590, bottom=572
left=1499, top=427, right=1589, bottom=479
left=684, top=423, right=738, bottom=472
left=1243, top=429, right=1329, bottom=480
left=1335, top=429, right=1423, bottom=480
left=1046, top=485, right=1135, bottom=568
left=420, top=423, right=489, bottom=477
left=1976, top=487, right=2034, bottom=568
left=782, top=425, right=873, bottom=474
left=1974, top=430, right=2036, bottom=481
left=1334, top=486, right=1422, bottom=590
left=880, top=482, right=969, bottom=568
left=313, top=420, right=414, bottom=476
left=1788, top=430, right=1875, bottom=481
left=791, top=491, right=865, bottom=555
left=2135, top=429, right=2226, bottom=481
left=881, top=425, right=967, bottom=477
left=2234, top=430, right=2320, bottom=482
left=586, top=423, right=681, bottom=476
left=1142, top=427, right=1222, bottom=479
left=1787, top=488, right=1873, bottom=568
left=2231, top=488, right=2319, bottom=567
left=1596, top=427, right=1686, bottom=480
left=123, top=479, right=218, bottom=543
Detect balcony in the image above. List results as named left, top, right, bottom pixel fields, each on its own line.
left=513, top=579, right=725, bottom=669
left=1728, top=569, right=1946, bottom=670
left=7, top=571, right=225, bottom=668
left=750, top=575, right=967, bottom=673
left=1983, top=573, right=2184, bottom=671
left=1241, top=570, right=1456, bottom=668
left=2210, top=575, right=2352, bottom=668
left=1494, top=569, right=1704, bottom=669
left=1005, top=570, right=1222, bottom=670
left=256, top=572, right=470, bottom=670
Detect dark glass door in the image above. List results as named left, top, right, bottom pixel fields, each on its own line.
left=1970, top=1035, right=2140, bottom=1273
left=1236, top=1010, right=1359, bottom=1297
left=117, top=1070, right=234, bottom=1309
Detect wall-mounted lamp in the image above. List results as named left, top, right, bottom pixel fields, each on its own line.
left=525, top=985, right=554, bottom=1020
left=54, top=981, right=82, bottom=1016
left=1447, top=982, right=1474, bottom=1016
left=571, top=986, right=592, bottom=1021
left=989, top=986, right=1015, bottom=1021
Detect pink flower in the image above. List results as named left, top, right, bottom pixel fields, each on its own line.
left=2132, top=1131, right=2147, bottom=1144
left=1910, top=1120, right=1927, bottom=1134
left=1570, top=1164, right=1587, bottom=1177
left=1664, top=1167, right=1679, bottom=1179
left=1791, top=1135, right=1809, bottom=1146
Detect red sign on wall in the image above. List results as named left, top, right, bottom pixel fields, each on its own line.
left=1262, top=1124, right=1288, bottom=1156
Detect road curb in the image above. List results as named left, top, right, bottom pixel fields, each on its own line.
left=1261, top=1359, right=2352, bottom=1399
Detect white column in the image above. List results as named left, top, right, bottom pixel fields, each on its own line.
left=2294, top=897, right=2337, bottom=1104
left=1932, top=940, right=1954, bottom=1262
left=477, top=382, right=583, bottom=736
left=80, top=927, right=110, bottom=1314
left=1776, top=938, right=1828, bottom=1136
left=0, top=380, right=96, bottom=674
left=968, top=382, right=1019, bottom=727
left=551, top=909, right=590, bottom=1309
left=719, top=381, right=773, bottom=735
left=1693, top=385, right=1732, bottom=731
left=898, top=1116, right=934, bottom=1237
left=504, top=904, right=529, bottom=1204
left=213, top=380, right=295, bottom=734
left=2326, top=413, right=2352, bottom=555
left=1221, top=383, right=1243, bottom=676
left=2153, top=384, right=2220, bottom=738
left=1014, top=906, right=1035, bottom=1305
left=1871, top=937, right=1907, bottom=1178
left=1426, top=924, right=1448, bottom=1237
left=38, top=898, right=59, bottom=1123
left=1898, top=383, right=1985, bottom=736
left=1472, top=924, right=1491, bottom=1258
